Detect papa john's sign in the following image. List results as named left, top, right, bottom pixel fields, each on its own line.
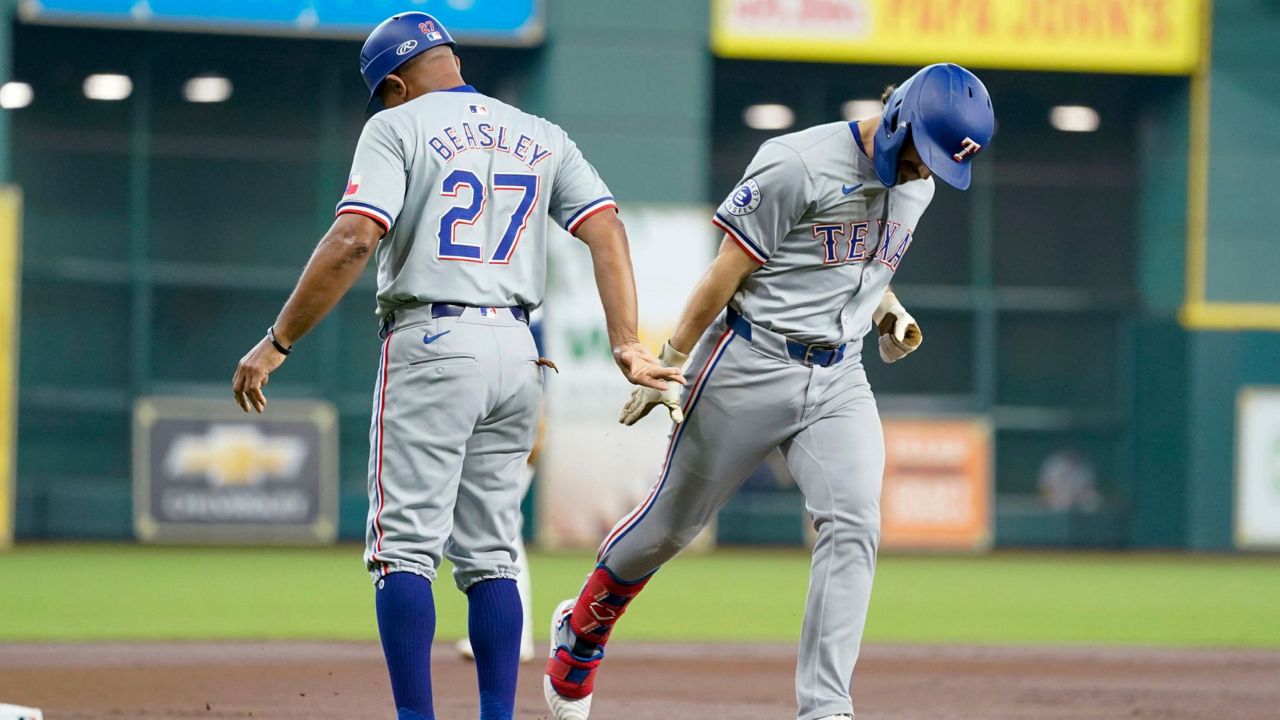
left=881, top=417, right=993, bottom=551
left=713, top=0, right=1203, bottom=75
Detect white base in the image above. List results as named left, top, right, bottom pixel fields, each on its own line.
left=0, top=704, right=43, bottom=720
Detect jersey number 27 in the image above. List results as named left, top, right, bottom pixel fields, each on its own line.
left=437, top=168, right=539, bottom=264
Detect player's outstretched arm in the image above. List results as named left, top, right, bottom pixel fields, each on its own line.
left=669, top=236, right=761, bottom=354
left=232, top=214, right=385, bottom=413
left=573, top=210, right=686, bottom=392
left=619, top=236, right=759, bottom=426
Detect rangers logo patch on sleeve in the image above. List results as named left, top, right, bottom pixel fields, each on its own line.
left=344, top=173, right=362, bottom=197
left=725, top=178, right=762, bottom=216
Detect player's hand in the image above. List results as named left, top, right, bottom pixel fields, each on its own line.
left=874, top=292, right=922, bottom=364
left=619, top=342, right=689, bottom=426
left=232, top=336, right=288, bottom=413
left=613, top=340, right=687, bottom=393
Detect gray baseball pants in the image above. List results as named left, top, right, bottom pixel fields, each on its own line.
left=597, top=311, right=884, bottom=720
left=363, top=304, right=542, bottom=591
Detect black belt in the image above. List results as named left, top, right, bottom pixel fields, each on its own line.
left=430, top=303, right=529, bottom=324
left=725, top=308, right=846, bottom=368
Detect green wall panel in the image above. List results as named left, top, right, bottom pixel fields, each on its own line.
left=1129, top=320, right=1188, bottom=547
left=1136, top=84, right=1189, bottom=316
left=19, top=282, right=132, bottom=389
left=1187, top=333, right=1280, bottom=545
left=148, top=157, right=319, bottom=266
left=523, top=0, right=711, bottom=204
left=1202, top=0, right=1280, bottom=304
left=1165, top=1, right=1280, bottom=548
left=13, top=149, right=132, bottom=263
left=1185, top=331, right=1280, bottom=550
left=996, top=314, right=1121, bottom=411
left=1185, top=332, right=1240, bottom=550
left=16, top=408, right=132, bottom=538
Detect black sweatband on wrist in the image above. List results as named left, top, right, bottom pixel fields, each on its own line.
left=267, top=326, right=292, bottom=355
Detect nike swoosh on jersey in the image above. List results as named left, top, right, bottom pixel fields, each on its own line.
left=842, top=183, right=863, bottom=195
left=423, top=331, right=452, bottom=345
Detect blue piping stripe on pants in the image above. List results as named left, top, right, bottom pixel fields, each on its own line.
left=598, top=328, right=738, bottom=560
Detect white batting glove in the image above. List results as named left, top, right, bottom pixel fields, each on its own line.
left=874, top=291, right=923, bottom=364
left=619, top=341, right=689, bottom=426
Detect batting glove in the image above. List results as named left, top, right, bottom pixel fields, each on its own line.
left=619, top=341, right=689, bottom=426
left=874, top=291, right=922, bottom=364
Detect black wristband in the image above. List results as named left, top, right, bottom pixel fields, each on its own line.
left=267, top=326, right=292, bottom=355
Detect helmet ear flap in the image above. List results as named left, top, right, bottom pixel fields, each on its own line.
left=873, top=86, right=912, bottom=187
left=883, top=99, right=901, bottom=135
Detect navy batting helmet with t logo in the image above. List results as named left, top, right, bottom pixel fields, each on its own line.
left=360, top=12, right=456, bottom=118
left=873, top=63, right=994, bottom=191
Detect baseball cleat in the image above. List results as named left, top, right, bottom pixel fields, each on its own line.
left=815, top=715, right=854, bottom=719
left=543, top=598, right=595, bottom=720
left=455, top=636, right=536, bottom=662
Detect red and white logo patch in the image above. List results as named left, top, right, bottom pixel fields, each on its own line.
left=952, top=137, right=982, bottom=162
left=344, top=173, right=362, bottom=197
left=588, top=601, right=618, bottom=624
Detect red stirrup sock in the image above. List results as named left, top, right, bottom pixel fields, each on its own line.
left=569, top=564, right=651, bottom=647
left=546, top=565, right=651, bottom=700
left=546, top=645, right=602, bottom=699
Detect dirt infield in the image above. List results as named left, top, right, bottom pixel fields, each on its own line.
left=2, top=641, right=1277, bottom=719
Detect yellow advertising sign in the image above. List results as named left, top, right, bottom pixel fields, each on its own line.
left=713, top=0, right=1203, bottom=75
left=0, top=188, right=20, bottom=550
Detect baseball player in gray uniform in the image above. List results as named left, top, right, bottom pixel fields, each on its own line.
left=230, top=13, right=682, bottom=720
left=543, top=63, right=995, bottom=720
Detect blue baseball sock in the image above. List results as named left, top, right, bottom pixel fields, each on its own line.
left=466, top=578, right=523, bottom=720
left=375, top=572, right=436, bottom=720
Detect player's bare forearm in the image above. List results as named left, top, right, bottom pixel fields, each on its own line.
left=231, top=214, right=383, bottom=413
left=574, top=210, right=685, bottom=391
left=273, top=215, right=384, bottom=344
left=669, top=236, right=760, bottom=353
left=575, top=211, right=641, bottom=350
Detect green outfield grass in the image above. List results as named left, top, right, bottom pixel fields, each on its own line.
left=1, top=544, right=1278, bottom=647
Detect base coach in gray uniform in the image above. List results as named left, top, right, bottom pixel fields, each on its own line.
left=231, top=12, right=682, bottom=720
left=543, top=64, right=996, bottom=720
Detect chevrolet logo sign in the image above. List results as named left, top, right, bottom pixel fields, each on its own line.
left=163, top=424, right=307, bottom=487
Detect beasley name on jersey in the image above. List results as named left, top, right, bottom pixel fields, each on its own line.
left=426, top=114, right=555, bottom=171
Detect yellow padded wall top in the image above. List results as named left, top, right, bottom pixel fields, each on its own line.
left=0, top=187, right=20, bottom=550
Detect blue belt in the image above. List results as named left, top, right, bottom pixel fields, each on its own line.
left=725, top=308, right=846, bottom=368
left=380, top=303, right=530, bottom=339
left=430, top=303, right=529, bottom=324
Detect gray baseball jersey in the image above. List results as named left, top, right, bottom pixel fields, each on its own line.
left=713, top=121, right=934, bottom=347
left=586, top=122, right=936, bottom=720
left=337, top=85, right=617, bottom=318
left=345, top=86, right=615, bottom=590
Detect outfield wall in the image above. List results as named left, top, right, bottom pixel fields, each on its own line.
left=3, top=1, right=1278, bottom=550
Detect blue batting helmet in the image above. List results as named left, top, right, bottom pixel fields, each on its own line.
left=873, top=63, right=994, bottom=191
left=360, top=12, right=456, bottom=118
